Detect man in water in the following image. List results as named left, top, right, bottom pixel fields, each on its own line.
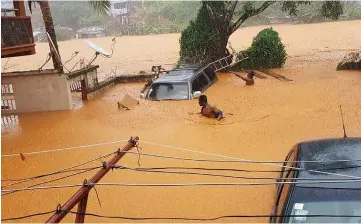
left=198, top=95, right=223, bottom=120
left=240, top=70, right=255, bottom=85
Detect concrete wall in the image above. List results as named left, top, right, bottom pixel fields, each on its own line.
left=67, top=65, right=99, bottom=90
left=2, top=69, right=72, bottom=114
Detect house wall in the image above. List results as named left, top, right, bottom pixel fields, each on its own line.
left=1, top=69, right=72, bottom=114
left=67, top=65, right=99, bottom=90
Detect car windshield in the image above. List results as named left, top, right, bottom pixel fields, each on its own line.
left=285, top=187, right=361, bottom=223
left=148, top=82, right=189, bottom=100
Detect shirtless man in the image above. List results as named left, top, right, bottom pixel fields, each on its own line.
left=240, top=70, right=255, bottom=85
left=198, top=95, right=223, bottom=120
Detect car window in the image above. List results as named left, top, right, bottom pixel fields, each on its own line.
left=192, top=77, right=201, bottom=93
left=204, top=66, right=216, bottom=82
left=192, top=73, right=209, bottom=93
left=198, top=74, right=209, bottom=90
left=148, top=82, right=189, bottom=101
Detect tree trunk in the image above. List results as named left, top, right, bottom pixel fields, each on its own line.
left=38, top=0, right=63, bottom=72
left=218, top=34, right=230, bottom=59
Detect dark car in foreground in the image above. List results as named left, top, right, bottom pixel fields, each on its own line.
left=140, top=64, right=217, bottom=101
left=271, top=137, right=361, bottom=223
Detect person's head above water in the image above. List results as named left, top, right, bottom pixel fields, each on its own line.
left=199, top=95, right=207, bottom=106
left=248, top=70, right=255, bottom=79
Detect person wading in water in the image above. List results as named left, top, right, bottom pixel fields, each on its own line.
left=239, top=70, right=255, bottom=85
left=198, top=95, right=223, bottom=120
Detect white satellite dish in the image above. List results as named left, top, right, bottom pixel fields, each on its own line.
left=84, top=40, right=111, bottom=57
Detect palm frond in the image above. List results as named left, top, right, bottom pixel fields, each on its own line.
left=88, top=1, right=111, bottom=15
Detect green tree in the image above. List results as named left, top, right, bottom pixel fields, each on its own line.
left=180, top=1, right=344, bottom=64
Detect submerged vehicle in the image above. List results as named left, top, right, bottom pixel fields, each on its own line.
left=271, top=137, right=361, bottom=223
left=140, top=64, right=217, bottom=101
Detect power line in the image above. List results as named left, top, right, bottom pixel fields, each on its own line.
left=3, top=179, right=361, bottom=194
left=88, top=180, right=361, bottom=187
left=1, top=152, right=115, bottom=188
left=111, top=165, right=361, bottom=181
left=117, top=162, right=285, bottom=172
left=1, top=167, right=99, bottom=182
left=1, top=139, right=128, bottom=157
left=139, top=141, right=361, bottom=164
left=1, top=184, right=83, bottom=194
left=124, top=151, right=361, bottom=172
left=2, top=167, right=99, bottom=196
left=1, top=210, right=56, bottom=222
left=2, top=139, right=361, bottom=164
left=138, top=141, right=361, bottom=179
left=3, top=210, right=361, bottom=222
left=61, top=210, right=361, bottom=221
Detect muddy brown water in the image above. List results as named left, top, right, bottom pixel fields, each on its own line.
left=1, top=20, right=361, bottom=223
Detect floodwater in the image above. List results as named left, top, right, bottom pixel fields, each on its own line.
left=1, top=20, right=361, bottom=223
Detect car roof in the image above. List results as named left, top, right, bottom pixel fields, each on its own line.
left=296, top=137, right=361, bottom=188
left=153, top=64, right=205, bottom=83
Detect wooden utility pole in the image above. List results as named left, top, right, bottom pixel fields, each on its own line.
left=46, top=136, right=139, bottom=223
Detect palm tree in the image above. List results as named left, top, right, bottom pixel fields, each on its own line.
left=28, top=0, right=110, bottom=73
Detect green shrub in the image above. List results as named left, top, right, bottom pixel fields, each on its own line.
left=236, top=28, right=287, bottom=69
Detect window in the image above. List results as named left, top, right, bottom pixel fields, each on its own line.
left=1, top=84, right=14, bottom=95
left=192, top=74, right=208, bottom=93
left=148, top=82, right=189, bottom=101
left=204, top=67, right=216, bottom=82
left=198, top=74, right=208, bottom=90
left=1, top=84, right=16, bottom=111
left=192, top=78, right=200, bottom=93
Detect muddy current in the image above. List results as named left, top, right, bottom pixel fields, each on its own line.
left=1, top=20, right=361, bottom=222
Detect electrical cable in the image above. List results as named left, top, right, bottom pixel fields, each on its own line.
left=3, top=179, right=361, bottom=194
left=111, top=165, right=361, bottom=181
left=61, top=210, right=361, bottom=221
left=1, top=167, right=99, bottom=182
left=138, top=141, right=361, bottom=179
left=87, top=180, right=361, bottom=188
left=1, top=140, right=127, bottom=157
left=3, top=210, right=361, bottom=222
left=2, top=152, right=114, bottom=187
left=3, top=139, right=361, bottom=164
left=123, top=151, right=361, bottom=172
left=2, top=167, right=99, bottom=196
left=1, top=210, right=56, bottom=222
